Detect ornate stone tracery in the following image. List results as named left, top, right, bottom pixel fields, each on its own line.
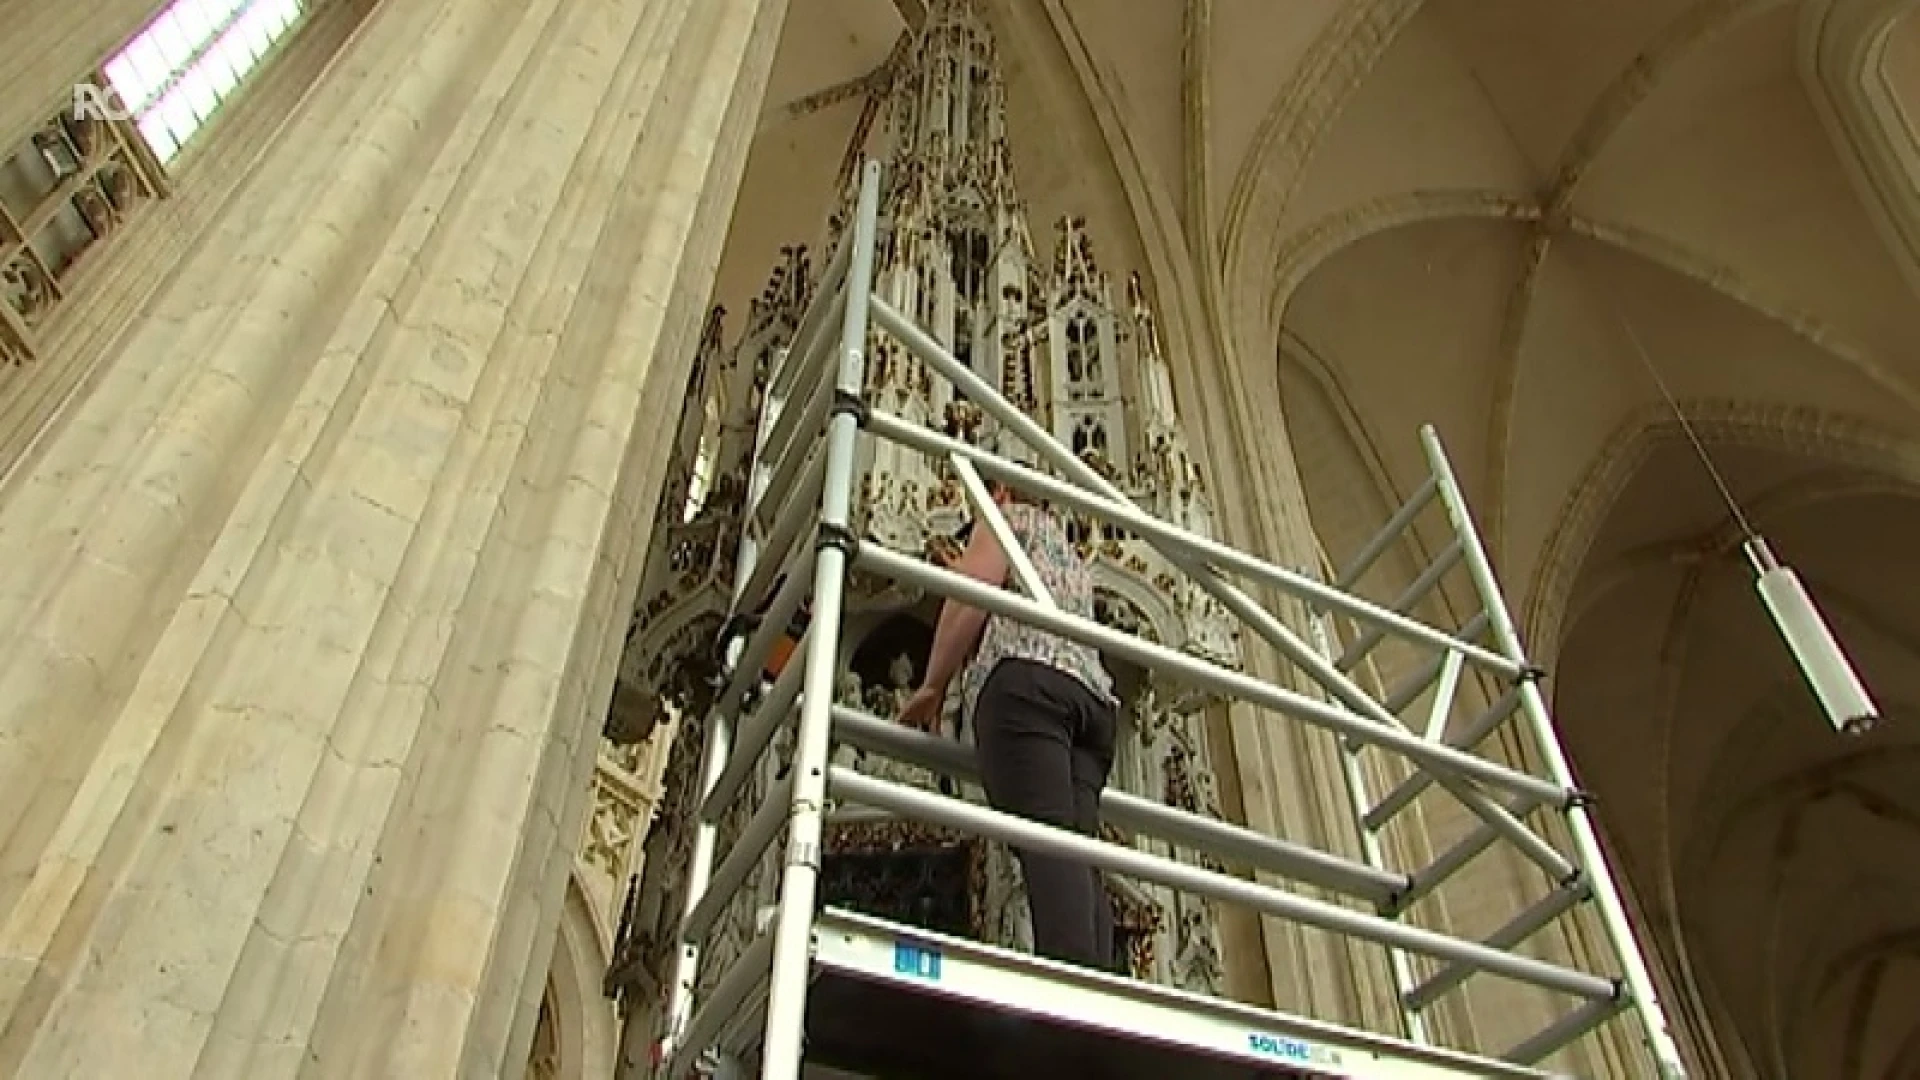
left=0, top=92, right=165, bottom=366
left=604, top=0, right=1240, bottom=1040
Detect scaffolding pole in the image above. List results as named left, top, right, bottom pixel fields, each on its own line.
left=1420, top=426, right=1689, bottom=1078
left=752, top=159, right=885, bottom=1080
left=647, top=159, right=1690, bottom=1080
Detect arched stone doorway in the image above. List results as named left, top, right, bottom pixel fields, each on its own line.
left=522, top=872, right=622, bottom=1080
left=525, top=987, right=560, bottom=1080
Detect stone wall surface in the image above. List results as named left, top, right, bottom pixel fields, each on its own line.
left=0, top=0, right=787, bottom=1076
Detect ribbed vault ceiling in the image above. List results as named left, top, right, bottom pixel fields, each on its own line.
left=1272, top=2, right=1920, bottom=1075
left=1270, top=2, right=1920, bottom=1075
left=1555, top=445, right=1920, bottom=1077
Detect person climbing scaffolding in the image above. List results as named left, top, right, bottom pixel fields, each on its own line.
left=898, top=478, right=1123, bottom=974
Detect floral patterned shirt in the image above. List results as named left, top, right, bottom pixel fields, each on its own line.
left=959, top=502, right=1117, bottom=720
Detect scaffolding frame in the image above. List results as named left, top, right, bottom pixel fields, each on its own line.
left=647, top=161, right=1690, bottom=1080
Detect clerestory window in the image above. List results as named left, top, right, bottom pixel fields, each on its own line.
left=104, top=0, right=307, bottom=164
left=0, top=0, right=308, bottom=366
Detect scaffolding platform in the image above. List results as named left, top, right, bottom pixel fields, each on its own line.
left=638, top=161, right=1691, bottom=1080
left=798, top=907, right=1552, bottom=1080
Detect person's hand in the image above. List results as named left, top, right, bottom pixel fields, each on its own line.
left=898, top=686, right=944, bottom=732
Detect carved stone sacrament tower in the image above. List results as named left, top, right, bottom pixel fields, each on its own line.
left=604, top=0, right=1243, bottom=1042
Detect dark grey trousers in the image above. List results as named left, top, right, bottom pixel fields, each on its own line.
left=972, top=658, right=1119, bottom=972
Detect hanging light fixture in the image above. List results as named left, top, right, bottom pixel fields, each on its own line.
left=1742, top=537, right=1880, bottom=734
left=1614, top=313, right=1882, bottom=736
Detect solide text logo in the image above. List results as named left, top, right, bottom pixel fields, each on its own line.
left=71, top=83, right=138, bottom=123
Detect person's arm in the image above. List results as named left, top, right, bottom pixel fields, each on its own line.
left=920, top=517, right=1010, bottom=694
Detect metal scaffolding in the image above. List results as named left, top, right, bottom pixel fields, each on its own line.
left=647, top=161, right=1690, bottom=1080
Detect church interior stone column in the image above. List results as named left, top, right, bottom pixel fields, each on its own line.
left=1191, top=335, right=1406, bottom=1034
left=0, top=0, right=788, bottom=1075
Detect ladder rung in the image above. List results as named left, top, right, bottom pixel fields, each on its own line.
left=710, top=553, right=814, bottom=737
left=1394, top=793, right=1552, bottom=914
left=1366, top=684, right=1524, bottom=831
left=1335, top=539, right=1464, bottom=672
left=684, top=771, right=795, bottom=945
left=739, top=452, right=826, bottom=611
left=664, top=927, right=776, bottom=1080
left=751, top=440, right=824, bottom=536
left=765, top=227, right=854, bottom=404
left=756, top=367, right=834, bottom=510
left=1502, top=995, right=1629, bottom=1067
left=1336, top=474, right=1438, bottom=590
left=1405, top=877, right=1592, bottom=1011
left=701, top=637, right=807, bottom=822
left=1380, top=613, right=1489, bottom=714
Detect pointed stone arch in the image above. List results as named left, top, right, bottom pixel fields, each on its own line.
left=1523, top=400, right=1920, bottom=1074
left=1801, top=0, right=1920, bottom=293
left=1522, top=400, right=1920, bottom=662
left=521, top=871, right=620, bottom=1080
left=1091, top=566, right=1182, bottom=647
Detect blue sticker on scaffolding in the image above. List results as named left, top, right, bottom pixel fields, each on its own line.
left=1247, top=1032, right=1334, bottom=1067
left=893, top=940, right=942, bottom=981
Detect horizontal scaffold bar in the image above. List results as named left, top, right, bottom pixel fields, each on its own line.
left=861, top=405, right=1519, bottom=680
left=829, top=767, right=1619, bottom=1002
left=852, top=541, right=1572, bottom=808
left=861, top=304, right=1579, bottom=885
left=830, top=704, right=1408, bottom=904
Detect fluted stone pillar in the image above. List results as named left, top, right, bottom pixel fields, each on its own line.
left=0, top=0, right=788, bottom=1075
